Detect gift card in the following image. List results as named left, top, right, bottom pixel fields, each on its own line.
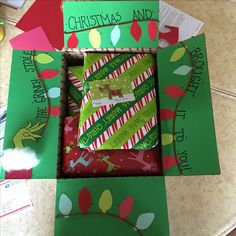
left=89, top=77, right=135, bottom=107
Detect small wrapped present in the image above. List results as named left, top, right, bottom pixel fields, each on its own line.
left=63, top=115, right=162, bottom=176
left=67, top=66, right=84, bottom=114
left=78, top=53, right=159, bottom=150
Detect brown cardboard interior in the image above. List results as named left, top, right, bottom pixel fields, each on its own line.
left=56, top=49, right=163, bottom=179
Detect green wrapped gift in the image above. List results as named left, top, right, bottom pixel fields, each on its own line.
left=78, top=53, right=159, bottom=150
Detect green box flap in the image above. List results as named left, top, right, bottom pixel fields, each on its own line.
left=63, top=1, right=159, bottom=49
left=55, top=177, right=169, bottom=236
left=158, top=34, right=220, bottom=176
left=1, top=50, right=62, bottom=179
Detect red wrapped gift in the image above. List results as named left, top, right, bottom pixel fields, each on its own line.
left=63, top=115, right=162, bottom=176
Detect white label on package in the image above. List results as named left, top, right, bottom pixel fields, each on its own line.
left=0, top=180, right=32, bottom=219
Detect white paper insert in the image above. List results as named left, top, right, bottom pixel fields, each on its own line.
left=0, top=0, right=26, bottom=8
left=160, top=1, right=204, bottom=47
left=0, top=180, right=32, bottom=219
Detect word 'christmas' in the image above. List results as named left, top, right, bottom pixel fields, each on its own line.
left=68, top=9, right=153, bottom=30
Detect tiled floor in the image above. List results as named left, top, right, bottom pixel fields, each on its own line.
left=1, top=1, right=236, bottom=236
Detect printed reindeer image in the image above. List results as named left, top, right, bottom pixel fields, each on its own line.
left=98, top=154, right=120, bottom=173
left=128, top=151, right=157, bottom=172
left=70, top=151, right=94, bottom=169
left=99, top=83, right=123, bottom=100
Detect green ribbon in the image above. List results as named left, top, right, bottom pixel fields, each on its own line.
left=132, top=124, right=159, bottom=149
left=67, top=80, right=82, bottom=106
left=97, top=100, right=157, bottom=150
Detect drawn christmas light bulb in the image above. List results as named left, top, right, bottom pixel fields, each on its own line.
left=33, top=53, right=54, bottom=64
left=79, top=188, right=92, bottom=214
left=147, top=20, right=158, bottom=41
left=99, top=189, right=112, bottom=213
left=130, top=20, right=142, bottom=42
left=59, top=193, right=72, bottom=218
left=170, top=47, right=186, bottom=62
left=119, top=196, right=133, bottom=219
left=135, top=213, right=155, bottom=230
left=89, top=29, right=101, bottom=48
left=111, top=25, right=121, bottom=46
left=67, top=32, right=78, bottom=48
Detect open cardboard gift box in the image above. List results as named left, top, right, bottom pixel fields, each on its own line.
left=0, top=1, right=220, bottom=235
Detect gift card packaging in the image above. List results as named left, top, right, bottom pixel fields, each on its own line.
left=1, top=1, right=220, bottom=235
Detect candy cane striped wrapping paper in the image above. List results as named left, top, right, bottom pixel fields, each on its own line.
left=78, top=53, right=159, bottom=150
left=67, top=66, right=84, bottom=114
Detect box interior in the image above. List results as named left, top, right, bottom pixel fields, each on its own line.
left=56, top=49, right=164, bottom=179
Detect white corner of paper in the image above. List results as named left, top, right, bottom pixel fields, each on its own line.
left=159, top=0, right=204, bottom=47
left=0, top=180, right=32, bottom=219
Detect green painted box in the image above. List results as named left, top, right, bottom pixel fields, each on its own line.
left=0, top=1, right=220, bottom=235
left=55, top=177, right=169, bottom=236
left=1, top=50, right=63, bottom=179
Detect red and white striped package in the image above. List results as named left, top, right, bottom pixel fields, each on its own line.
left=78, top=53, right=159, bottom=150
